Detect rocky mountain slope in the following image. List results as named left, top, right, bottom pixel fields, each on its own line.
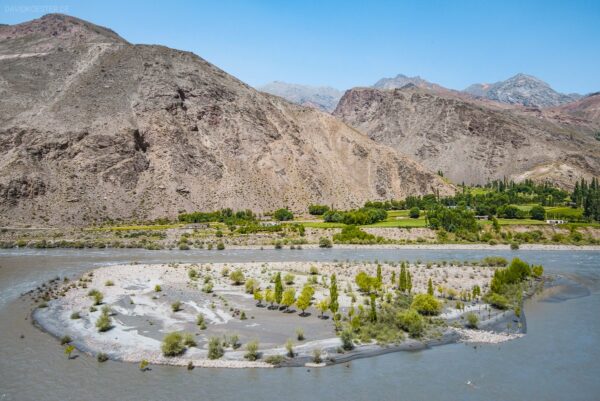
left=550, top=92, right=600, bottom=124
left=464, top=73, right=580, bottom=108
left=0, top=14, right=452, bottom=226
left=334, top=86, right=600, bottom=187
left=257, top=81, right=343, bottom=112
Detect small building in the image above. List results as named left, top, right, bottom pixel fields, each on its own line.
left=475, top=215, right=489, bottom=220
left=546, top=219, right=565, bottom=225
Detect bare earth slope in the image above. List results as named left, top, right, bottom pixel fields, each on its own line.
left=0, top=14, right=452, bottom=226
left=334, top=86, right=600, bottom=187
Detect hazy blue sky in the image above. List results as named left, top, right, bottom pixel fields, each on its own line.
left=2, top=0, right=599, bottom=93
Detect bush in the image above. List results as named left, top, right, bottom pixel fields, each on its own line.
left=296, top=327, right=305, bottom=341
left=340, top=329, right=354, bottom=350
left=105, top=280, right=114, bottom=286
left=230, top=269, right=245, bottom=285
left=196, top=314, right=207, bottom=329
left=319, top=237, right=332, bottom=248
left=273, top=208, right=294, bottom=221
left=532, top=264, right=544, bottom=278
left=154, top=284, right=162, bottom=292
left=171, top=301, right=182, bottom=312
left=529, top=205, right=546, bottom=220
left=510, top=242, right=520, bottom=250
left=95, top=312, right=112, bottom=332
left=285, top=338, right=295, bottom=357
left=409, top=207, right=420, bottom=219
left=466, top=312, right=479, bottom=328
left=308, top=204, right=330, bottom=215
left=70, top=311, right=81, bottom=320
left=396, top=309, right=425, bottom=337
left=183, top=333, right=197, bottom=347
left=245, top=278, right=259, bottom=294
left=161, top=332, right=185, bottom=357
left=485, top=293, right=509, bottom=309
left=97, top=352, right=108, bottom=362
left=312, top=348, right=322, bottom=364
left=410, top=294, right=441, bottom=315
left=244, top=340, right=259, bottom=361
left=208, top=337, right=224, bottom=359
left=265, top=355, right=284, bottom=365
left=60, top=335, right=72, bottom=345
left=333, top=225, right=380, bottom=244
left=88, top=289, right=103, bottom=305
left=217, top=242, right=225, bottom=250
left=284, top=273, right=295, bottom=285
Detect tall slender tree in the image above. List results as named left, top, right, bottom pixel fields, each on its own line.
left=329, top=274, right=339, bottom=315
left=274, top=272, right=283, bottom=306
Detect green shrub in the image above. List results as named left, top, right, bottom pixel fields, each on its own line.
left=265, top=355, right=284, bottom=365
left=410, top=294, right=441, bottom=315
left=312, top=348, right=322, bottom=364
left=532, top=265, right=544, bottom=278
left=95, top=312, right=112, bottom=332
left=273, top=208, right=294, bottom=221
left=97, top=352, right=108, bottom=362
left=245, top=278, right=259, bottom=294
left=340, top=329, right=354, bottom=350
left=309, top=204, right=330, bottom=215
left=105, top=280, right=114, bottom=286
left=319, top=237, right=332, bottom=248
left=208, top=337, right=224, bottom=359
left=60, top=335, right=72, bottom=345
left=529, top=205, right=546, bottom=220
left=217, top=242, right=225, bottom=250
left=244, top=340, right=259, bottom=361
left=154, top=284, right=162, bottom=292
left=183, top=333, right=197, bottom=347
left=466, top=312, right=479, bottom=328
left=161, top=332, right=185, bottom=357
left=485, top=293, right=509, bottom=309
left=396, top=309, right=425, bottom=337
left=229, top=269, right=245, bottom=285
left=171, top=301, right=182, bottom=312
left=70, top=311, right=81, bottom=320
left=409, top=207, right=420, bottom=219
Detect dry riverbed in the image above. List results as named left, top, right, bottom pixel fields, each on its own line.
left=32, top=260, right=526, bottom=368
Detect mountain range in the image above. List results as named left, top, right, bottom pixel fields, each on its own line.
left=333, top=85, right=600, bottom=186
left=257, top=81, right=343, bottom=112
left=0, top=14, right=451, bottom=226
left=263, top=73, right=588, bottom=112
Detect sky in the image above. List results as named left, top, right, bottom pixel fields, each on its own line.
left=1, top=0, right=599, bottom=93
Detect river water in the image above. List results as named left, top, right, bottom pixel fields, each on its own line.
left=0, top=248, right=598, bottom=401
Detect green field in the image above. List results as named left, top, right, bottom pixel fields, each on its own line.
left=545, top=207, right=583, bottom=220
left=365, top=218, right=427, bottom=228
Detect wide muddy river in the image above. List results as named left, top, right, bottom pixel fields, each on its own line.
left=0, top=248, right=599, bottom=401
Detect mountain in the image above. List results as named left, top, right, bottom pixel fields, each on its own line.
left=550, top=92, right=600, bottom=124
left=373, top=74, right=447, bottom=92
left=0, top=14, right=452, bottom=226
left=257, top=81, right=343, bottom=112
left=464, top=73, right=581, bottom=108
left=334, top=85, right=600, bottom=188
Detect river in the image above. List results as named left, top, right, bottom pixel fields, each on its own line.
left=0, top=248, right=598, bottom=401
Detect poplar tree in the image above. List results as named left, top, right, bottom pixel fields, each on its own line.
left=329, top=274, right=339, bottom=314
left=427, top=278, right=434, bottom=296
left=274, top=272, right=283, bottom=306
